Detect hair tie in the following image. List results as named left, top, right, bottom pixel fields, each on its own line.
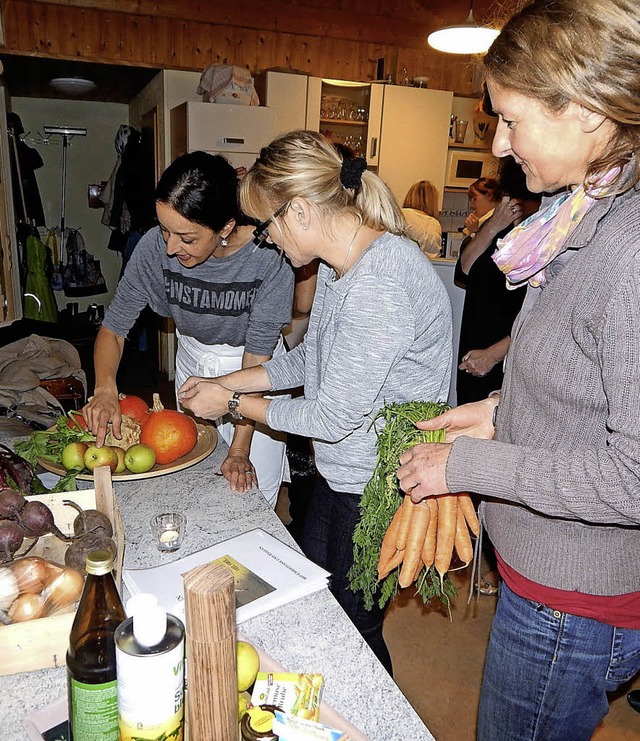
left=340, top=157, right=367, bottom=189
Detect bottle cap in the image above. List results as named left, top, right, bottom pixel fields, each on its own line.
left=133, top=604, right=167, bottom=647
left=85, top=549, right=114, bottom=575
left=126, top=592, right=158, bottom=618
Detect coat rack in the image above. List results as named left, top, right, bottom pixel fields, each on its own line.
left=42, top=125, right=87, bottom=256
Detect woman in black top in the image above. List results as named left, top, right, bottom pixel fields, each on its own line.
left=456, top=158, right=541, bottom=404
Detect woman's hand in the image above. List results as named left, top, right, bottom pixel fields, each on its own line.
left=459, top=348, right=497, bottom=377
left=178, top=377, right=230, bottom=419
left=221, top=449, right=256, bottom=493
left=464, top=212, right=480, bottom=234
left=491, top=195, right=523, bottom=231
left=396, top=442, right=451, bottom=502
left=83, top=388, right=120, bottom=447
left=417, top=397, right=498, bottom=443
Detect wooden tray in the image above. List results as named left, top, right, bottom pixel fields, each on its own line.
left=38, top=424, right=217, bottom=481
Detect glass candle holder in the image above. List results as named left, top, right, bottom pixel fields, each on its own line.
left=150, top=512, right=186, bottom=552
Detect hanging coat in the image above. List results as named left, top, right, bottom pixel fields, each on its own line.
left=24, top=233, right=58, bottom=322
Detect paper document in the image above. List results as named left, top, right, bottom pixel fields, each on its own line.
left=123, top=528, right=331, bottom=624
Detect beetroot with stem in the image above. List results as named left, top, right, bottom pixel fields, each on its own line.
left=17, top=501, right=72, bottom=541
left=63, top=499, right=113, bottom=538
left=0, top=489, right=26, bottom=519
left=0, top=522, right=25, bottom=562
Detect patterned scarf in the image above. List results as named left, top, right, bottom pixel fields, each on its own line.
left=492, top=169, right=618, bottom=289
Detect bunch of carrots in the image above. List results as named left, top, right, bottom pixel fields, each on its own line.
left=378, top=492, right=479, bottom=589
left=349, top=401, right=480, bottom=611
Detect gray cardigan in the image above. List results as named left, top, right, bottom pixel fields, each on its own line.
left=447, top=180, right=640, bottom=596
left=264, top=232, right=452, bottom=495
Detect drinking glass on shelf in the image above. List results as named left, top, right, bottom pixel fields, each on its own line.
left=454, top=119, right=469, bottom=143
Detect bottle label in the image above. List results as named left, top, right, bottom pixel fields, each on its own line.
left=116, top=642, right=184, bottom=740
left=69, top=678, right=119, bottom=740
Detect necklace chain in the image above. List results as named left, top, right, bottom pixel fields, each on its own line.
left=336, top=225, right=361, bottom=279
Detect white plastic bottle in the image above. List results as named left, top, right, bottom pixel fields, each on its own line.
left=115, top=594, right=185, bottom=740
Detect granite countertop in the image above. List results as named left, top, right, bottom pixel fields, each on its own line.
left=0, top=434, right=434, bottom=741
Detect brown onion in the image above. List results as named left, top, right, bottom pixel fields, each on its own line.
left=8, top=592, right=46, bottom=622
left=42, top=566, right=84, bottom=613
left=0, top=566, right=19, bottom=611
left=8, top=556, right=50, bottom=594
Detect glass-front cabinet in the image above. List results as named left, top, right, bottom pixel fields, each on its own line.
left=306, top=78, right=384, bottom=167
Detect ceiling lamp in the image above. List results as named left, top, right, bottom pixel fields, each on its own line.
left=48, top=77, right=97, bottom=96
left=427, top=2, right=500, bottom=55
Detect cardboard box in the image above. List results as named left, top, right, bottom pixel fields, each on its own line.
left=0, top=467, right=124, bottom=676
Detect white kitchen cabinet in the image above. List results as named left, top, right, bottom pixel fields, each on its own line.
left=170, top=101, right=276, bottom=169
left=376, top=86, right=452, bottom=208
left=263, top=73, right=453, bottom=206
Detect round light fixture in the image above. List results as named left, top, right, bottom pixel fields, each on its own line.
left=428, top=9, right=500, bottom=55
left=48, top=77, right=98, bottom=96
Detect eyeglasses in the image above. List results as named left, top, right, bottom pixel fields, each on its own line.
left=252, top=201, right=289, bottom=246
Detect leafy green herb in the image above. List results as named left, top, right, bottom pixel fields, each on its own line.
left=348, top=400, right=455, bottom=610
left=14, top=414, right=95, bottom=466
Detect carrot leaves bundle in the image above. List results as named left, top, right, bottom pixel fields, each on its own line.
left=349, top=400, right=461, bottom=611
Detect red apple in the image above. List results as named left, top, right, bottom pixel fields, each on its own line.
left=84, top=444, right=119, bottom=472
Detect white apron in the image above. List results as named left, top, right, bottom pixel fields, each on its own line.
left=174, top=332, right=289, bottom=509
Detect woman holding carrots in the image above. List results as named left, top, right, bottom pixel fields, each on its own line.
left=178, top=130, right=452, bottom=673
left=397, top=0, right=640, bottom=738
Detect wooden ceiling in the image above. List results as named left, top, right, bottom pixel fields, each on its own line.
left=0, top=0, right=527, bottom=103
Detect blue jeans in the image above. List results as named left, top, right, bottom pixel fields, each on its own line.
left=300, top=476, right=393, bottom=674
left=478, top=581, right=640, bottom=741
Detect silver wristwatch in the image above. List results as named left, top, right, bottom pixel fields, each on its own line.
left=228, top=391, right=243, bottom=420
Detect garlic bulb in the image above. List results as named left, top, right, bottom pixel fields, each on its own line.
left=0, top=566, right=19, bottom=611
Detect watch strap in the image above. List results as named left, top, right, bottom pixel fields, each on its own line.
left=228, top=391, right=243, bottom=420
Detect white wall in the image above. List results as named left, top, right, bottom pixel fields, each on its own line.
left=11, top=97, right=129, bottom=312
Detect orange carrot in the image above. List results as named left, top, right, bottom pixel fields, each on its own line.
left=395, top=495, right=414, bottom=551
left=454, top=504, right=474, bottom=566
left=458, top=494, right=480, bottom=536
left=376, top=503, right=404, bottom=578
left=421, top=498, right=438, bottom=569
left=398, top=500, right=431, bottom=588
left=434, top=495, right=458, bottom=581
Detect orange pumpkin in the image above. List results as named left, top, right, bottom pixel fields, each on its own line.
left=140, top=393, right=198, bottom=465
left=118, top=393, right=149, bottom=423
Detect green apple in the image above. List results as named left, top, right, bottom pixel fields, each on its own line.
left=61, top=441, right=89, bottom=471
left=112, top=446, right=127, bottom=474
left=84, top=444, right=119, bottom=472
left=236, top=640, right=260, bottom=692
left=124, top=443, right=156, bottom=474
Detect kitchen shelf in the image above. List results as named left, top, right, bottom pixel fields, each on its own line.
left=448, top=142, right=492, bottom=151
left=319, top=118, right=367, bottom=127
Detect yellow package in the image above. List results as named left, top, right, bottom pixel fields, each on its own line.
left=250, top=672, right=323, bottom=722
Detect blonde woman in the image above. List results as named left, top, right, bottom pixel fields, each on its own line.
left=396, top=0, right=640, bottom=737
left=179, top=130, right=452, bottom=673
left=401, top=179, right=443, bottom=256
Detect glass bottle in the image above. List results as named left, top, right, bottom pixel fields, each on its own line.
left=66, top=549, right=126, bottom=741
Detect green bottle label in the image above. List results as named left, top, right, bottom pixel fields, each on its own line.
left=70, top=678, right=119, bottom=740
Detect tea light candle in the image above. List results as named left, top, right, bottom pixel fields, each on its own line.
left=160, top=529, right=179, bottom=544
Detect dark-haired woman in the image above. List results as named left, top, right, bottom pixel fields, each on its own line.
left=83, top=151, right=294, bottom=507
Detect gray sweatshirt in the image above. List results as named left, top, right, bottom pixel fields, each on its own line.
left=103, top=226, right=294, bottom=356
left=447, top=178, right=640, bottom=596
left=264, top=232, right=452, bottom=495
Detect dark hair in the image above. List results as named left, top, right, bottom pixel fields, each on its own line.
left=155, top=151, right=242, bottom=232
left=468, top=177, right=502, bottom=201
left=498, top=156, right=541, bottom=202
